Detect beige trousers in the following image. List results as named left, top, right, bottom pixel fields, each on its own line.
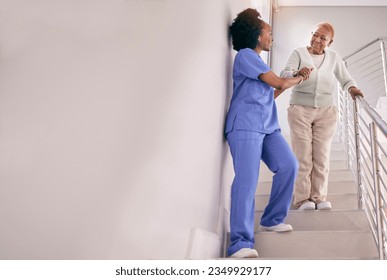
left=287, top=105, right=338, bottom=207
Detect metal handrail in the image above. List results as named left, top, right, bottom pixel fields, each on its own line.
left=357, top=97, right=387, bottom=134
left=343, top=37, right=387, bottom=108
left=339, top=93, right=387, bottom=260
left=339, top=37, right=387, bottom=260
left=343, top=37, right=387, bottom=60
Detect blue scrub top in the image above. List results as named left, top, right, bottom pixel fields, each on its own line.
left=225, top=48, right=280, bottom=135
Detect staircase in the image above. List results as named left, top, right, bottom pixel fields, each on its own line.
left=253, top=140, right=379, bottom=259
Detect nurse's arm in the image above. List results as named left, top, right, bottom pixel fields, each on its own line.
left=258, top=71, right=303, bottom=91
left=274, top=89, right=285, bottom=99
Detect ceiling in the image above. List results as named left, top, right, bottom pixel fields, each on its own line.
left=277, top=0, right=387, bottom=6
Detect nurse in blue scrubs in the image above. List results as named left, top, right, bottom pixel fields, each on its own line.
left=226, top=9, right=307, bottom=258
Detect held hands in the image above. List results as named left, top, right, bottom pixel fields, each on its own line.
left=296, top=67, right=314, bottom=81
left=348, top=87, right=364, bottom=100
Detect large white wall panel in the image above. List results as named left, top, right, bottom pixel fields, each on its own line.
left=0, top=0, right=251, bottom=259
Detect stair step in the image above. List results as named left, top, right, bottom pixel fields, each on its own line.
left=256, top=180, right=357, bottom=195
left=253, top=231, right=378, bottom=259
left=331, top=141, right=345, bottom=151
left=330, top=160, right=347, bottom=170
left=285, top=140, right=344, bottom=152
left=258, top=169, right=354, bottom=182
left=254, top=210, right=369, bottom=231
left=255, top=193, right=358, bottom=210
left=328, top=170, right=354, bottom=181
left=330, top=150, right=347, bottom=160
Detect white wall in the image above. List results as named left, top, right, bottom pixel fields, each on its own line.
left=0, top=0, right=252, bottom=259
left=271, top=6, right=387, bottom=136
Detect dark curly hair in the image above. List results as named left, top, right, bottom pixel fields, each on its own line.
left=229, top=9, right=263, bottom=51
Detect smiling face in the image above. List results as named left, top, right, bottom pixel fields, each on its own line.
left=309, top=24, right=334, bottom=55
left=256, top=22, right=273, bottom=52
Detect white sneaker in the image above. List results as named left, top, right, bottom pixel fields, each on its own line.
left=258, top=223, right=293, bottom=232
left=317, top=201, right=332, bottom=210
left=298, top=201, right=316, bottom=211
left=229, top=248, right=258, bottom=258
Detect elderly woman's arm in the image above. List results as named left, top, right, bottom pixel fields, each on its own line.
left=280, top=50, right=301, bottom=78
left=281, top=49, right=313, bottom=80
left=335, top=55, right=364, bottom=100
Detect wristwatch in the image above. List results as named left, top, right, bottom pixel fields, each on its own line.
left=293, top=70, right=299, bottom=77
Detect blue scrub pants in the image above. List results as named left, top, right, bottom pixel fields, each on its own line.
left=226, top=129, right=298, bottom=256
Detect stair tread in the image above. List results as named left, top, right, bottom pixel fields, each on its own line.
left=253, top=231, right=378, bottom=259
left=225, top=230, right=378, bottom=259
left=256, top=180, right=357, bottom=195
left=256, top=230, right=372, bottom=234
left=259, top=168, right=354, bottom=182
left=254, top=209, right=370, bottom=231
left=255, top=193, right=358, bottom=211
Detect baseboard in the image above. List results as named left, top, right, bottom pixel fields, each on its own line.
left=185, top=228, right=222, bottom=259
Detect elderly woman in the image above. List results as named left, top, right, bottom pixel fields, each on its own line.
left=225, top=9, right=306, bottom=258
left=280, top=22, right=363, bottom=211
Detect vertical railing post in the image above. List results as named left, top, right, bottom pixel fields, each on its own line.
left=344, top=92, right=351, bottom=169
left=344, top=91, right=350, bottom=170
left=369, top=122, right=384, bottom=259
left=342, top=64, right=350, bottom=170
left=353, top=98, right=363, bottom=209
left=380, top=39, right=387, bottom=96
